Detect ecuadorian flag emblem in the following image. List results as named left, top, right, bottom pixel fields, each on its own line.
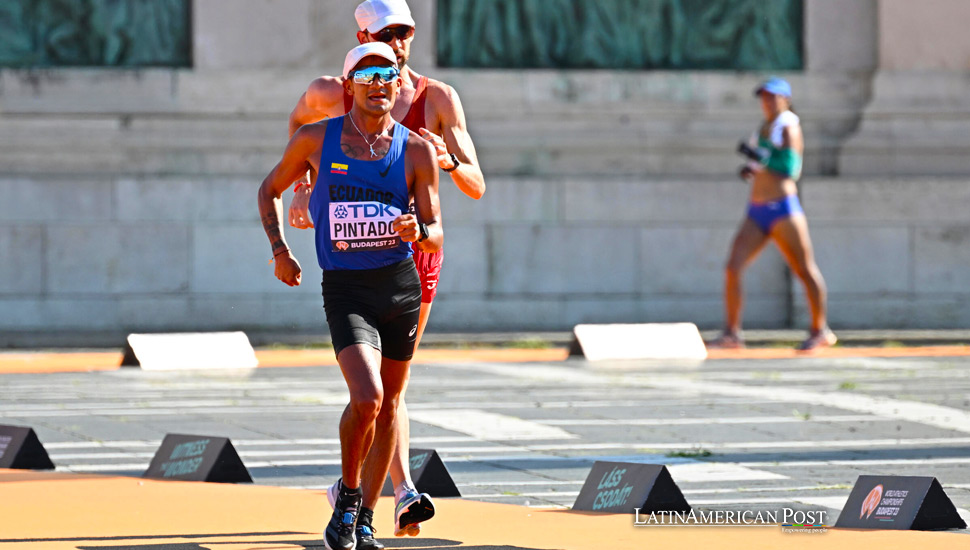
left=331, top=163, right=348, bottom=175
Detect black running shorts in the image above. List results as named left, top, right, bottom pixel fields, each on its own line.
left=321, top=257, right=422, bottom=362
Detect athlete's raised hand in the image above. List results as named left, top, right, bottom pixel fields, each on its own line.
left=418, top=128, right=457, bottom=171
left=288, top=176, right=314, bottom=229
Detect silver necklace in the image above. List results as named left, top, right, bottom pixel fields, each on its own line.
left=348, top=114, right=388, bottom=158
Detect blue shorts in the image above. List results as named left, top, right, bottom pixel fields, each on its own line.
left=747, top=194, right=804, bottom=234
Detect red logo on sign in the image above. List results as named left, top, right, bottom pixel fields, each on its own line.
left=335, top=241, right=350, bottom=251
left=860, top=484, right=883, bottom=519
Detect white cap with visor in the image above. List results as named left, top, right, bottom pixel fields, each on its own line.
left=342, top=42, right=399, bottom=79
left=355, top=0, right=415, bottom=33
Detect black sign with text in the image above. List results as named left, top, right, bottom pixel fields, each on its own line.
left=573, top=462, right=690, bottom=514
left=381, top=448, right=460, bottom=497
left=836, top=475, right=966, bottom=530
left=0, top=425, right=54, bottom=470
left=143, top=434, right=252, bottom=483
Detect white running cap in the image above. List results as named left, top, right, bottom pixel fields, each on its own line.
left=355, top=0, right=415, bottom=33
left=343, top=42, right=399, bottom=78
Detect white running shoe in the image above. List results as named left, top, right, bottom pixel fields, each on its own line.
left=327, top=479, right=339, bottom=509
left=394, top=489, right=435, bottom=537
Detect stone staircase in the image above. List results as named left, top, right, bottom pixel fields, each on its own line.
left=840, top=71, right=970, bottom=175
left=0, top=70, right=868, bottom=179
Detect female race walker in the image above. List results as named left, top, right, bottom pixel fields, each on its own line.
left=711, top=77, right=836, bottom=351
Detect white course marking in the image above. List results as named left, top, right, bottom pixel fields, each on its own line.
left=687, top=497, right=808, bottom=505
left=489, top=436, right=970, bottom=452
left=656, top=436, right=970, bottom=450
left=797, top=496, right=848, bottom=511
left=537, top=415, right=885, bottom=426
left=63, top=463, right=148, bottom=472
left=43, top=436, right=477, bottom=450
left=51, top=436, right=970, bottom=471
left=48, top=452, right=156, bottom=460
left=2, top=398, right=785, bottom=419
left=667, top=463, right=788, bottom=482
left=646, top=377, right=970, bottom=435
left=460, top=492, right=580, bottom=499
left=447, top=363, right=607, bottom=386
left=70, top=454, right=970, bottom=473
left=459, top=480, right=583, bottom=487
left=740, top=457, right=970, bottom=468
left=680, top=485, right=849, bottom=495
left=45, top=440, right=162, bottom=450
left=408, top=409, right=576, bottom=441
left=460, top=362, right=970, bottom=436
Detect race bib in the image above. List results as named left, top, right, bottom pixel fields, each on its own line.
left=329, top=201, right=401, bottom=252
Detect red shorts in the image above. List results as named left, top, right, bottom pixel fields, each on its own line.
left=413, top=249, right=443, bottom=304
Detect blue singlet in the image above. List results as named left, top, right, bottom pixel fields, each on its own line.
left=309, top=116, right=412, bottom=271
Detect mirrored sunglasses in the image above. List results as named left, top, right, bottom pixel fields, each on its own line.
left=352, top=66, right=400, bottom=85
left=372, top=25, right=414, bottom=43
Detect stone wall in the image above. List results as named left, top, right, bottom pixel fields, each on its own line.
left=3, top=173, right=967, bottom=340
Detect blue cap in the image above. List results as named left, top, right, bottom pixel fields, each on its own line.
left=755, top=77, right=792, bottom=98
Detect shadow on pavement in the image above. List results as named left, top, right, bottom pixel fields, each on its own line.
left=75, top=538, right=553, bottom=550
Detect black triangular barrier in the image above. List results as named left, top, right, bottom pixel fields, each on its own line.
left=572, top=462, right=690, bottom=513
left=381, top=448, right=460, bottom=497
left=0, top=425, right=55, bottom=470
left=120, top=340, right=138, bottom=366
left=567, top=335, right=584, bottom=357
left=143, top=434, right=252, bottom=483
left=835, top=475, right=966, bottom=530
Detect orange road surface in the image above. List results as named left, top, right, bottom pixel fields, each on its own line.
left=0, top=348, right=570, bottom=374
left=0, top=469, right=961, bottom=550
left=705, top=345, right=970, bottom=360
left=1, top=345, right=968, bottom=375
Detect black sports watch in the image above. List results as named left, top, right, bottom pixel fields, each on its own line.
left=443, top=153, right=460, bottom=172
left=417, top=222, right=429, bottom=242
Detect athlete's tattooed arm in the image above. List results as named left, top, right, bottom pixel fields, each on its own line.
left=257, top=121, right=327, bottom=286
left=261, top=211, right=288, bottom=257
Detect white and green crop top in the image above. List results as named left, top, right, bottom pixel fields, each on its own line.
left=749, top=110, right=802, bottom=180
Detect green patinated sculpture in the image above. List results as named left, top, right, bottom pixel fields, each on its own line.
left=0, top=0, right=190, bottom=68
left=437, top=0, right=803, bottom=71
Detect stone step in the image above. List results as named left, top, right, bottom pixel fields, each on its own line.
left=0, top=149, right=280, bottom=177
left=1, top=108, right=842, bottom=177
left=0, top=109, right=800, bottom=129
left=838, top=119, right=970, bottom=143
left=840, top=150, right=970, bottom=176
left=1, top=113, right=843, bottom=150
left=0, top=149, right=836, bottom=179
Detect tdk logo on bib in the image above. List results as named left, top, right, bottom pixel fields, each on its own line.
left=329, top=201, right=402, bottom=252
left=341, top=203, right=397, bottom=218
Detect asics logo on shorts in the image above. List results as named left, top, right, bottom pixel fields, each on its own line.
left=409, top=325, right=417, bottom=337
